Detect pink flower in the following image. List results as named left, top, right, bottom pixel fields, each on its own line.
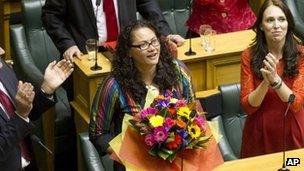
left=153, top=126, right=168, bottom=143
left=175, top=99, right=187, bottom=108
left=145, top=134, right=156, bottom=147
left=194, top=115, right=206, bottom=130
left=164, top=117, right=175, bottom=129
left=140, top=107, right=157, bottom=119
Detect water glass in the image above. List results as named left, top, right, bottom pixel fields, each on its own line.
left=204, top=29, right=216, bottom=52
left=85, top=39, right=98, bottom=61
left=199, top=25, right=212, bottom=49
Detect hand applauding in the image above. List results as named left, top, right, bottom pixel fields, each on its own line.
left=260, top=53, right=280, bottom=84
left=41, top=59, right=74, bottom=95
left=15, top=81, right=35, bottom=118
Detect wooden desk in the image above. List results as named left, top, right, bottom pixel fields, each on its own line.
left=214, top=148, right=304, bottom=171
left=0, top=0, right=21, bottom=60
left=178, top=29, right=255, bottom=91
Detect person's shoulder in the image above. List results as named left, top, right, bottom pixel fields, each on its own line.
left=298, top=45, right=304, bottom=53
left=173, top=59, right=187, bottom=69
left=241, top=47, right=252, bottom=60
left=100, top=75, right=120, bottom=89
left=242, top=47, right=251, bottom=56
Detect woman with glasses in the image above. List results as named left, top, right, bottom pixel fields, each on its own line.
left=89, top=21, right=195, bottom=171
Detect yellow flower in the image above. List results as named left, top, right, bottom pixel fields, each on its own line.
left=177, top=107, right=191, bottom=119
left=188, top=124, right=201, bottom=139
left=149, top=115, right=164, bottom=127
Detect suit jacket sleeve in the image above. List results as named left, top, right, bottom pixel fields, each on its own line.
left=0, top=115, right=34, bottom=161
left=42, top=0, right=76, bottom=54
left=29, top=89, right=57, bottom=121
left=136, top=0, right=172, bottom=36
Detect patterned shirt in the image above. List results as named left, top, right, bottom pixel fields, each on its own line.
left=187, top=0, right=256, bottom=34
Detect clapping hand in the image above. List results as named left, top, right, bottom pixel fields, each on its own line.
left=41, top=59, right=74, bottom=95
left=260, top=53, right=280, bottom=84
left=15, top=81, right=35, bottom=118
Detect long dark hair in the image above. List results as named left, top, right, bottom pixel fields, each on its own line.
left=111, top=21, right=178, bottom=103
left=251, top=0, right=300, bottom=79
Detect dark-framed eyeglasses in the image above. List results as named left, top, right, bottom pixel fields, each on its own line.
left=130, top=38, right=160, bottom=50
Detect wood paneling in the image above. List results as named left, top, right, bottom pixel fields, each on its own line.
left=0, top=0, right=21, bottom=59
left=178, top=30, right=255, bottom=91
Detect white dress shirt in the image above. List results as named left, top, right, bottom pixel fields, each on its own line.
left=0, top=82, right=30, bottom=168
left=90, top=0, right=120, bottom=43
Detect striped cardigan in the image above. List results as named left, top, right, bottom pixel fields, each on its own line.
left=89, top=60, right=195, bottom=156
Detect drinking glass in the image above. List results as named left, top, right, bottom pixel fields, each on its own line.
left=85, top=39, right=98, bottom=61
left=199, top=25, right=212, bottom=49
left=204, top=29, right=216, bottom=52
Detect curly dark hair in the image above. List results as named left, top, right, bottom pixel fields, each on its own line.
left=111, top=21, right=178, bottom=103
left=250, top=0, right=300, bottom=79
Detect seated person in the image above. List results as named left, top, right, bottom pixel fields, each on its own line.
left=0, top=47, right=73, bottom=170
left=89, top=21, right=195, bottom=171
left=187, top=0, right=256, bottom=36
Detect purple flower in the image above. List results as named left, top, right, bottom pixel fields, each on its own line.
left=145, top=134, right=156, bottom=147
left=140, top=107, right=157, bottom=119
left=177, top=129, right=189, bottom=148
left=155, top=100, right=170, bottom=108
left=153, top=126, right=169, bottom=143
left=194, top=115, right=206, bottom=130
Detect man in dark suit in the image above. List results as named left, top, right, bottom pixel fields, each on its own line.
left=0, top=47, right=73, bottom=171
left=41, top=0, right=185, bottom=61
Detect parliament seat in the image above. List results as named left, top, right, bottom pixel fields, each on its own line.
left=79, top=132, right=113, bottom=171
left=198, top=83, right=247, bottom=161
left=10, top=0, right=76, bottom=170
left=156, top=0, right=190, bottom=37
left=136, top=0, right=190, bottom=37
left=282, top=0, right=304, bottom=42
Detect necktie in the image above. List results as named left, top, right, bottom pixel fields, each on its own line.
left=103, top=0, right=119, bottom=41
left=0, top=89, right=31, bottom=161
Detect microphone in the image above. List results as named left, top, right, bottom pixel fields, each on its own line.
left=278, top=94, right=295, bottom=171
left=96, top=0, right=101, bottom=6
left=91, top=0, right=102, bottom=71
left=31, top=135, right=53, bottom=155
left=184, top=0, right=196, bottom=56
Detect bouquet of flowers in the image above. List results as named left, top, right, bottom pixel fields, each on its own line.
left=129, top=91, right=211, bottom=162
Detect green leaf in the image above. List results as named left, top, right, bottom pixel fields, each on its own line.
left=161, top=149, right=174, bottom=155
left=167, top=154, right=177, bottom=162
left=198, top=135, right=212, bottom=143
left=158, top=150, right=170, bottom=160
left=160, top=108, right=168, bottom=117
left=166, top=132, right=175, bottom=143
left=149, top=147, right=158, bottom=156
